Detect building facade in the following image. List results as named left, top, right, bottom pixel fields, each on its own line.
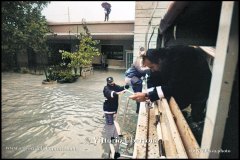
left=133, top=1, right=170, bottom=61
left=47, top=20, right=134, bottom=69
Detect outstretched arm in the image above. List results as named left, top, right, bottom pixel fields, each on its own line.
left=103, top=86, right=117, bottom=98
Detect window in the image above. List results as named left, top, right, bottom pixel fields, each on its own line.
left=101, top=45, right=123, bottom=60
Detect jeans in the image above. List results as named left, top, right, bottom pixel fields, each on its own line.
left=104, top=14, right=109, bottom=21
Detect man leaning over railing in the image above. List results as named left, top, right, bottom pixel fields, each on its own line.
left=129, top=45, right=212, bottom=145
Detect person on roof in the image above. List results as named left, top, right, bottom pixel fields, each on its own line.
left=104, top=8, right=111, bottom=21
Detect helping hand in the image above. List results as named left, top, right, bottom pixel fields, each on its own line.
left=129, top=92, right=148, bottom=102
left=116, top=90, right=126, bottom=95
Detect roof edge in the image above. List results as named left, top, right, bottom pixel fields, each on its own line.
left=47, top=20, right=135, bottom=25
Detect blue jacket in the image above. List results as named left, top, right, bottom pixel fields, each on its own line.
left=125, top=66, right=146, bottom=79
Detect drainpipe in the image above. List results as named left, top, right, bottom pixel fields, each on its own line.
left=145, top=2, right=158, bottom=50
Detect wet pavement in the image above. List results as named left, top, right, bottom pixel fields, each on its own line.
left=2, top=69, right=138, bottom=158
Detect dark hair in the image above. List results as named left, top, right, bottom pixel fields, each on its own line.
left=141, top=48, right=168, bottom=64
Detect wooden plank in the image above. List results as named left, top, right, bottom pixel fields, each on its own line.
left=158, top=99, right=178, bottom=158
left=133, top=81, right=188, bottom=158
left=133, top=99, right=188, bottom=158
left=132, top=101, right=148, bottom=158
left=169, top=97, right=200, bottom=158
left=153, top=102, right=166, bottom=158
left=161, top=99, right=188, bottom=158
left=113, top=121, right=122, bottom=136
left=200, top=2, right=238, bottom=158
left=136, top=1, right=171, bottom=9
left=147, top=104, right=160, bottom=158
left=199, top=46, right=216, bottom=57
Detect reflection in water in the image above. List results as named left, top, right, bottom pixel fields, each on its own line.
left=2, top=70, right=138, bottom=158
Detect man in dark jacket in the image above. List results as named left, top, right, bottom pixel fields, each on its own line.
left=103, top=77, right=129, bottom=125
left=103, top=77, right=129, bottom=112
left=129, top=45, right=211, bottom=123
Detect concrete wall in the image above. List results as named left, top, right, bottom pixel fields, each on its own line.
left=48, top=21, right=134, bottom=69
left=48, top=21, right=134, bottom=35
left=134, top=1, right=171, bottom=60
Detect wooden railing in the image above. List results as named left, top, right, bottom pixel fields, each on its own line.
left=169, top=97, right=200, bottom=158
left=133, top=97, right=200, bottom=158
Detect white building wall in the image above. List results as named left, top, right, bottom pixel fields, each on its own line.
left=134, top=1, right=171, bottom=61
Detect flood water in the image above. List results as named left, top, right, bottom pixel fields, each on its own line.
left=2, top=69, right=138, bottom=158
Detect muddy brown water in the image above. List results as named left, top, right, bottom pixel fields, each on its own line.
left=2, top=69, right=138, bottom=158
